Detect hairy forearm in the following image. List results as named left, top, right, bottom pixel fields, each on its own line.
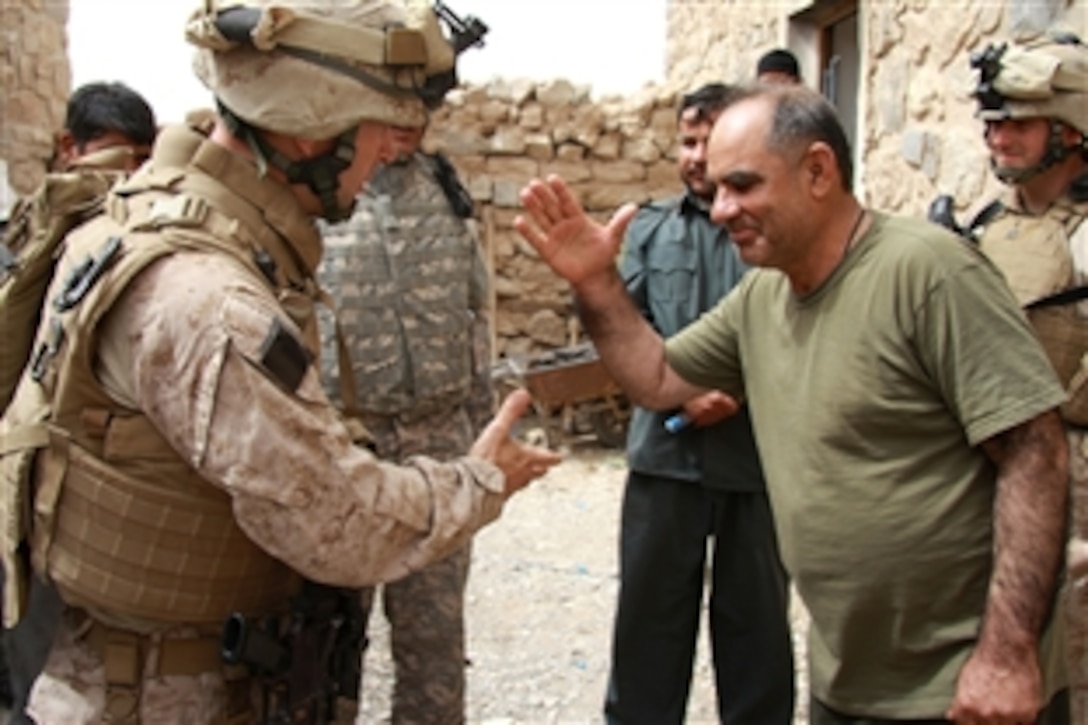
left=978, top=410, right=1069, bottom=657
left=574, top=270, right=699, bottom=411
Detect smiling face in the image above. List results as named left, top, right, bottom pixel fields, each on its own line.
left=984, top=117, right=1053, bottom=177
left=677, top=106, right=722, bottom=201
left=706, top=96, right=814, bottom=272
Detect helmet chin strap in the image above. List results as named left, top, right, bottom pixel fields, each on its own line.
left=217, top=100, right=359, bottom=222
left=993, top=120, right=1082, bottom=185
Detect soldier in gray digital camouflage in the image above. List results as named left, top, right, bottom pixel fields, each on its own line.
left=317, top=119, right=491, bottom=723
left=0, top=1, right=560, bottom=722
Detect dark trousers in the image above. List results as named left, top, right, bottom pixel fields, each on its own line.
left=604, top=472, right=794, bottom=724
left=810, top=688, right=1070, bottom=725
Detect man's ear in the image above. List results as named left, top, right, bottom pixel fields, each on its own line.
left=803, top=142, right=838, bottom=199
left=53, top=129, right=77, bottom=171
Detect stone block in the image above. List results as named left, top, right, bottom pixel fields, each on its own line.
left=621, top=138, right=661, bottom=164
left=493, top=179, right=523, bottom=208
left=487, top=77, right=536, bottom=105
left=591, top=160, right=647, bottom=184
left=486, top=157, right=540, bottom=178
left=527, top=309, right=568, bottom=348
left=591, top=133, right=621, bottom=160
left=479, top=100, right=510, bottom=125
left=557, top=143, right=586, bottom=162
left=466, top=174, right=494, bottom=202
left=519, top=103, right=544, bottom=130
left=525, top=133, right=554, bottom=161
left=539, top=160, right=592, bottom=184
left=490, top=127, right=528, bottom=155
left=537, top=79, right=578, bottom=107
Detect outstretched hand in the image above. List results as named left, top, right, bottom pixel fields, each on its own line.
left=469, top=389, right=563, bottom=496
left=514, top=175, right=638, bottom=291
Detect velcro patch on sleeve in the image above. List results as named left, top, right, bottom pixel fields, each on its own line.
left=259, top=317, right=313, bottom=394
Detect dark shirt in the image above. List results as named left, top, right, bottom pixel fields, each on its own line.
left=620, top=192, right=765, bottom=492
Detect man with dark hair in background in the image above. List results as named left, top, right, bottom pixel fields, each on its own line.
left=756, top=48, right=802, bottom=84
left=603, top=82, right=794, bottom=725
left=0, top=80, right=157, bottom=715
left=51, top=81, right=156, bottom=173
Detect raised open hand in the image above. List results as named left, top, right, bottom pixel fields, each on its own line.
left=514, top=175, right=638, bottom=291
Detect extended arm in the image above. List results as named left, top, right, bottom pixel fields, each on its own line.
left=948, top=409, right=1068, bottom=722
left=515, top=176, right=702, bottom=411
left=102, top=253, right=560, bottom=587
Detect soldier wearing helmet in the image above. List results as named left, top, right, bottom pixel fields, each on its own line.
left=968, top=31, right=1088, bottom=723
left=0, top=1, right=559, bottom=721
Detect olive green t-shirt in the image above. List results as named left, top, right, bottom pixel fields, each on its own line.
left=665, top=212, right=1066, bottom=717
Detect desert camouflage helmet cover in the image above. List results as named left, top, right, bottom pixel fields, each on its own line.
left=186, top=0, right=456, bottom=138
left=973, top=33, right=1088, bottom=135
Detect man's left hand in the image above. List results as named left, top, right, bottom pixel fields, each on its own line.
left=681, top=391, right=739, bottom=428
left=946, top=647, right=1041, bottom=724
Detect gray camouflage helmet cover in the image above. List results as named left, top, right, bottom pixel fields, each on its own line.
left=973, top=34, right=1088, bottom=135
left=186, top=0, right=454, bottom=138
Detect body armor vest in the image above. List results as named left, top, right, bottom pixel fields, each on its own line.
left=0, top=127, right=321, bottom=629
left=317, top=152, right=483, bottom=419
left=979, top=195, right=1088, bottom=424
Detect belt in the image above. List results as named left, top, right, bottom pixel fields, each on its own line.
left=82, top=619, right=251, bottom=723
left=85, top=621, right=225, bottom=683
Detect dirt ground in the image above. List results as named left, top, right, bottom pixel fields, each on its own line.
left=358, top=442, right=811, bottom=724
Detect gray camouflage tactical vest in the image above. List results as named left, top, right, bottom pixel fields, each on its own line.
left=317, top=152, right=487, bottom=418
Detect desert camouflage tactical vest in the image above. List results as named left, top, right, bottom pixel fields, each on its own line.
left=0, top=126, right=308, bottom=628
left=980, top=194, right=1088, bottom=424
left=317, top=152, right=486, bottom=419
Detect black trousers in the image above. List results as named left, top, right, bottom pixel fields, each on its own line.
left=604, top=472, right=795, bottom=724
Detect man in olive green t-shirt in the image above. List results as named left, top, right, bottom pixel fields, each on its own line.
left=513, top=85, right=1070, bottom=723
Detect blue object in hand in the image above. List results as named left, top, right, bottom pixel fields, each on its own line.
left=664, top=413, right=691, bottom=434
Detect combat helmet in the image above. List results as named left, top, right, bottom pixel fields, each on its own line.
left=186, top=0, right=487, bottom=220
left=971, top=32, right=1088, bottom=183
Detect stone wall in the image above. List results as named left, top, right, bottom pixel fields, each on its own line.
left=0, top=0, right=70, bottom=207
left=20, top=1, right=1088, bottom=359
left=426, top=80, right=686, bottom=358
left=665, top=0, right=1087, bottom=217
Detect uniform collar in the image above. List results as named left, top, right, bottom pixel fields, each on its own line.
left=998, top=171, right=1088, bottom=217
left=148, top=124, right=323, bottom=276
left=679, top=190, right=713, bottom=218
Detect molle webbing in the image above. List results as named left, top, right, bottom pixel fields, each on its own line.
left=44, top=435, right=295, bottom=624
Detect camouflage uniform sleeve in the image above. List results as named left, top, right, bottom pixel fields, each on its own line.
left=464, top=225, right=495, bottom=434
left=98, top=251, right=507, bottom=586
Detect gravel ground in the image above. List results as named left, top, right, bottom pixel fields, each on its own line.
left=358, top=443, right=811, bottom=724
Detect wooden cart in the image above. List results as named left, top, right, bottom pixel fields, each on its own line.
left=493, top=342, right=630, bottom=448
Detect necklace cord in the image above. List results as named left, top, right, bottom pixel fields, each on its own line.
left=842, top=207, right=867, bottom=261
